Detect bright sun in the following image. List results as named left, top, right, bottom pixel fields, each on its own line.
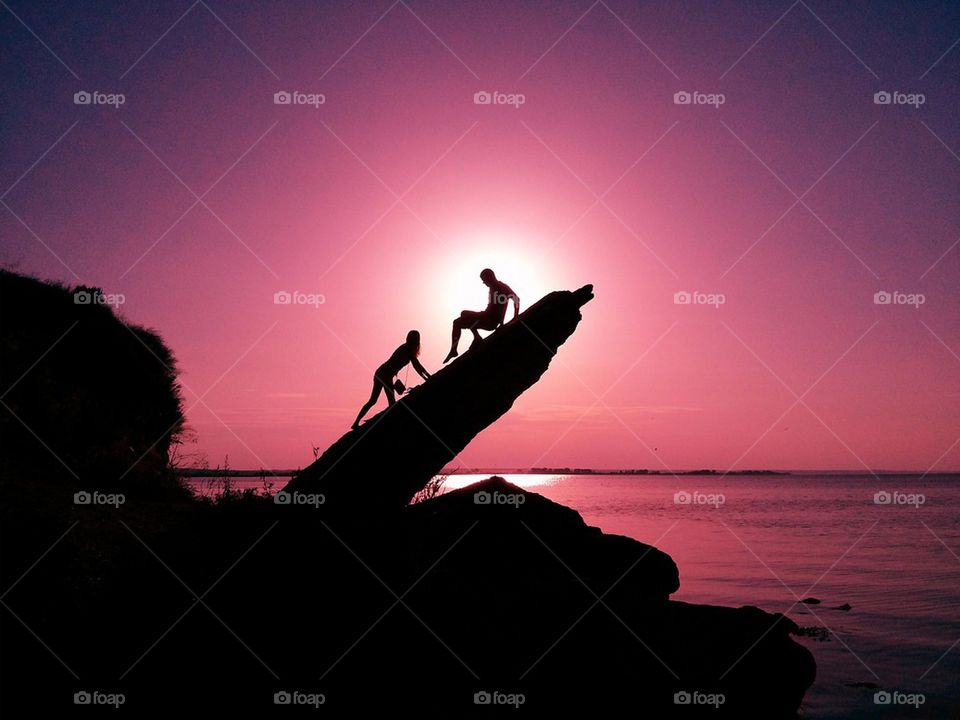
left=437, top=237, right=554, bottom=326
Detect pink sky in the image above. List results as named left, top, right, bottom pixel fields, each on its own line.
left=2, top=1, right=959, bottom=471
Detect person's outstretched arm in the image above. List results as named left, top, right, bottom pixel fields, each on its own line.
left=411, top=356, right=431, bottom=380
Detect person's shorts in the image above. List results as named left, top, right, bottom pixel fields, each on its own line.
left=462, top=310, right=501, bottom=330
left=374, top=367, right=393, bottom=387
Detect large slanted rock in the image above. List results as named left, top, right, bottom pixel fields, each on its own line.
left=284, top=285, right=595, bottom=507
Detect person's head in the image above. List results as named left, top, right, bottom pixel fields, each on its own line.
left=406, top=330, right=421, bottom=356
left=480, top=268, right=496, bottom=286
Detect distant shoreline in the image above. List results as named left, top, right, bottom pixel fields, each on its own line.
left=176, top=467, right=960, bottom=478
left=176, top=467, right=792, bottom=477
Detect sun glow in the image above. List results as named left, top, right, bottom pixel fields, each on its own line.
left=434, top=234, right=557, bottom=329
left=439, top=474, right=568, bottom=491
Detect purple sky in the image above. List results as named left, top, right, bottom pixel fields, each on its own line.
left=2, top=1, right=959, bottom=471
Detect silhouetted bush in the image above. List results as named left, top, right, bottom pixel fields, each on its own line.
left=0, top=269, right=186, bottom=495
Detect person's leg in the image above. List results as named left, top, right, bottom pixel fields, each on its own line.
left=384, top=381, right=396, bottom=406
left=478, top=314, right=501, bottom=332
left=352, top=378, right=383, bottom=429
left=449, top=317, right=464, bottom=353
left=469, top=313, right=500, bottom=348
left=445, top=311, right=482, bottom=363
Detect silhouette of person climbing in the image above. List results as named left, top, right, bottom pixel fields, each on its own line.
left=352, top=330, right=431, bottom=429
left=443, top=268, right=519, bottom=363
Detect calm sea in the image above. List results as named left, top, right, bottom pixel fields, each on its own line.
left=188, top=473, right=960, bottom=719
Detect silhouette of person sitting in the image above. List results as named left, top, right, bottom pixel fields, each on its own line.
left=352, top=330, right=431, bottom=429
left=443, top=268, right=519, bottom=363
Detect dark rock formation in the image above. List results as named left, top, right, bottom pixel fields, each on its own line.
left=269, top=283, right=813, bottom=714
left=404, top=476, right=681, bottom=605
left=0, top=476, right=815, bottom=716
left=380, top=477, right=816, bottom=716
left=284, top=285, right=595, bottom=508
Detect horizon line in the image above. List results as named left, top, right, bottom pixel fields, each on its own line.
left=176, top=467, right=960, bottom=476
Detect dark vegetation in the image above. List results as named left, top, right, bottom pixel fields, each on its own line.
left=0, top=269, right=187, bottom=497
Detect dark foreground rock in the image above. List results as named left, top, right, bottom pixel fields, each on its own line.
left=1, top=477, right=814, bottom=716
left=284, top=285, right=595, bottom=508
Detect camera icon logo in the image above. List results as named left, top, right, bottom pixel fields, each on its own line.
left=873, top=491, right=891, bottom=505
left=274, top=691, right=292, bottom=704
left=74, top=491, right=92, bottom=505
left=874, top=291, right=892, bottom=305
left=274, top=491, right=291, bottom=505
left=74, top=91, right=92, bottom=105
left=74, top=691, right=92, bottom=704
left=673, top=490, right=691, bottom=505
left=474, top=691, right=492, bottom=705
left=874, top=690, right=891, bottom=705
left=473, top=91, right=492, bottom=105
left=674, top=691, right=692, bottom=704
left=274, top=91, right=292, bottom=105
left=274, top=291, right=292, bottom=305
left=673, top=91, right=692, bottom=105
left=873, top=91, right=892, bottom=105
left=473, top=490, right=491, bottom=505
left=74, top=290, right=92, bottom=304
left=674, top=291, right=692, bottom=305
